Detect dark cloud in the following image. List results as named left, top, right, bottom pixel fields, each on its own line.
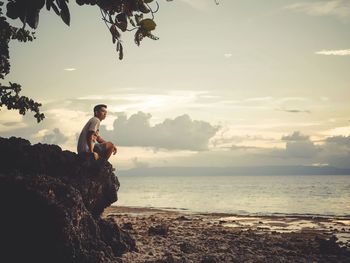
left=212, top=133, right=276, bottom=148
left=270, top=131, right=318, bottom=159
left=230, top=145, right=260, bottom=150
left=284, top=140, right=318, bottom=158
left=278, top=109, right=310, bottom=113
left=273, top=133, right=350, bottom=166
left=318, top=135, right=350, bottom=168
left=282, top=131, right=309, bottom=141
left=100, top=111, right=219, bottom=151
left=325, top=135, right=350, bottom=146
left=42, top=128, right=68, bottom=145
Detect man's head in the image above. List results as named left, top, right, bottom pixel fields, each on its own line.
left=94, top=104, right=107, bottom=121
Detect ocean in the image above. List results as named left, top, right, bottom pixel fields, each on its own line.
left=115, top=174, right=350, bottom=217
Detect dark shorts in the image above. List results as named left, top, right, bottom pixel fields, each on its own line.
left=93, top=143, right=107, bottom=155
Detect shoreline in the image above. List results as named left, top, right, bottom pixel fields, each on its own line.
left=110, top=205, right=350, bottom=219
left=104, top=206, right=350, bottom=262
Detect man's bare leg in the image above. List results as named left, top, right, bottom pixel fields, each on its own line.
left=96, top=142, right=115, bottom=160
left=104, top=142, right=115, bottom=160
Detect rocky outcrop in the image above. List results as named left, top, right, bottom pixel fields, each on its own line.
left=0, top=137, right=135, bottom=263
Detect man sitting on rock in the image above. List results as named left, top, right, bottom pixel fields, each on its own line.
left=77, top=104, right=117, bottom=160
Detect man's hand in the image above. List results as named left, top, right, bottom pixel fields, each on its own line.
left=93, top=152, right=99, bottom=160
left=112, top=145, right=117, bottom=155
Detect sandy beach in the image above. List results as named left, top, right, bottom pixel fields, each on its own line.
left=103, top=206, right=350, bottom=263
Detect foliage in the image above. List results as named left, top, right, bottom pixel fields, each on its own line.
left=6, top=0, right=164, bottom=60
left=0, top=1, right=44, bottom=122
left=0, top=82, right=44, bottom=122
left=0, top=0, right=166, bottom=122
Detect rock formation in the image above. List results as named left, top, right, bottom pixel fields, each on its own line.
left=0, top=137, right=135, bottom=263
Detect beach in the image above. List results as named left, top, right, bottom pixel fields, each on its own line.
left=104, top=206, right=350, bottom=263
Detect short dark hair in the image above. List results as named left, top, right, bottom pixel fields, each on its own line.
left=94, top=104, right=107, bottom=115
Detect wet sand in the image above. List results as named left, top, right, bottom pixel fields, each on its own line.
left=104, top=206, right=350, bottom=263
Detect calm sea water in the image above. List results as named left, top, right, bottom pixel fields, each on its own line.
left=115, top=174, right=350, bottom=216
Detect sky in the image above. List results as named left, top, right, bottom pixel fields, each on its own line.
left=1, top=0, right=350, bottom=170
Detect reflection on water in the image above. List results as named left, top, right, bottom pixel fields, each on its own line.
left=115, top=174, right=350, bottom=216
left=212, top=215, right=350, bottom=246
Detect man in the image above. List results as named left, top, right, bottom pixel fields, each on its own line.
left=77, top=104, right=117, bottom=160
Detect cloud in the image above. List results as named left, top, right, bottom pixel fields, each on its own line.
left=325, top=135, right=350, bottom=145
left=0, top=109, right=25, bottom=132
left=64, top=68, right=76, bottom=71
left=224, top=53, right=232, bottom=58
left=318, top=135, right=350, bottom=168
left=178, top=0, right=212, bottom=10
left=286, top=0, right=350, bottom=18
left=246, top=97, right=273, bottom=102
left=270, top=98, right=312, bottom=114
left=278, top=109, right=311, bottom=113
left=282, top=131, right=309, bottom=141
left=315, top=49, right=350, bottom=56
left=0, top=103, right=89, bottom=152
left=168, top=130, right=350, bottom=167
left=322, top=125, right=350, bottom=136
left=270, top=133, right=350, bottom=166
left=131, top=157, right=149, bottom=169
left=267, top=131, right=319, bottom=159
left=2, top=95, right=349, bottom=169
left=100, top=111, right=220, bottom=151
left=284, top=140, right=318, bottom=158
left=76, top=90, right=207, bottom=114
left=42, top=128, right=68, bottom=145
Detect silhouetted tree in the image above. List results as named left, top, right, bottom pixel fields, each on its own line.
left=0, top=0, right=166, bottom=122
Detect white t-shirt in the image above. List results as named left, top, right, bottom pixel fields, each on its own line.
left=77, top=117, right=100, bottom=153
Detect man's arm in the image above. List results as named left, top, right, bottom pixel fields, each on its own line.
left=86, top=131, right=100, bottom=160
left=86, top=131, right=96, bottom=153
left=96, top=135, right=106, bottom=144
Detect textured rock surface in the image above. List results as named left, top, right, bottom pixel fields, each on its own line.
left=106, top=207, right=350, bottom=263
left=0, top=137, right=135, bottom=263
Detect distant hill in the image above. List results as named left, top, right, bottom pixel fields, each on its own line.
left=119, top=166, right=350, bottom=176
